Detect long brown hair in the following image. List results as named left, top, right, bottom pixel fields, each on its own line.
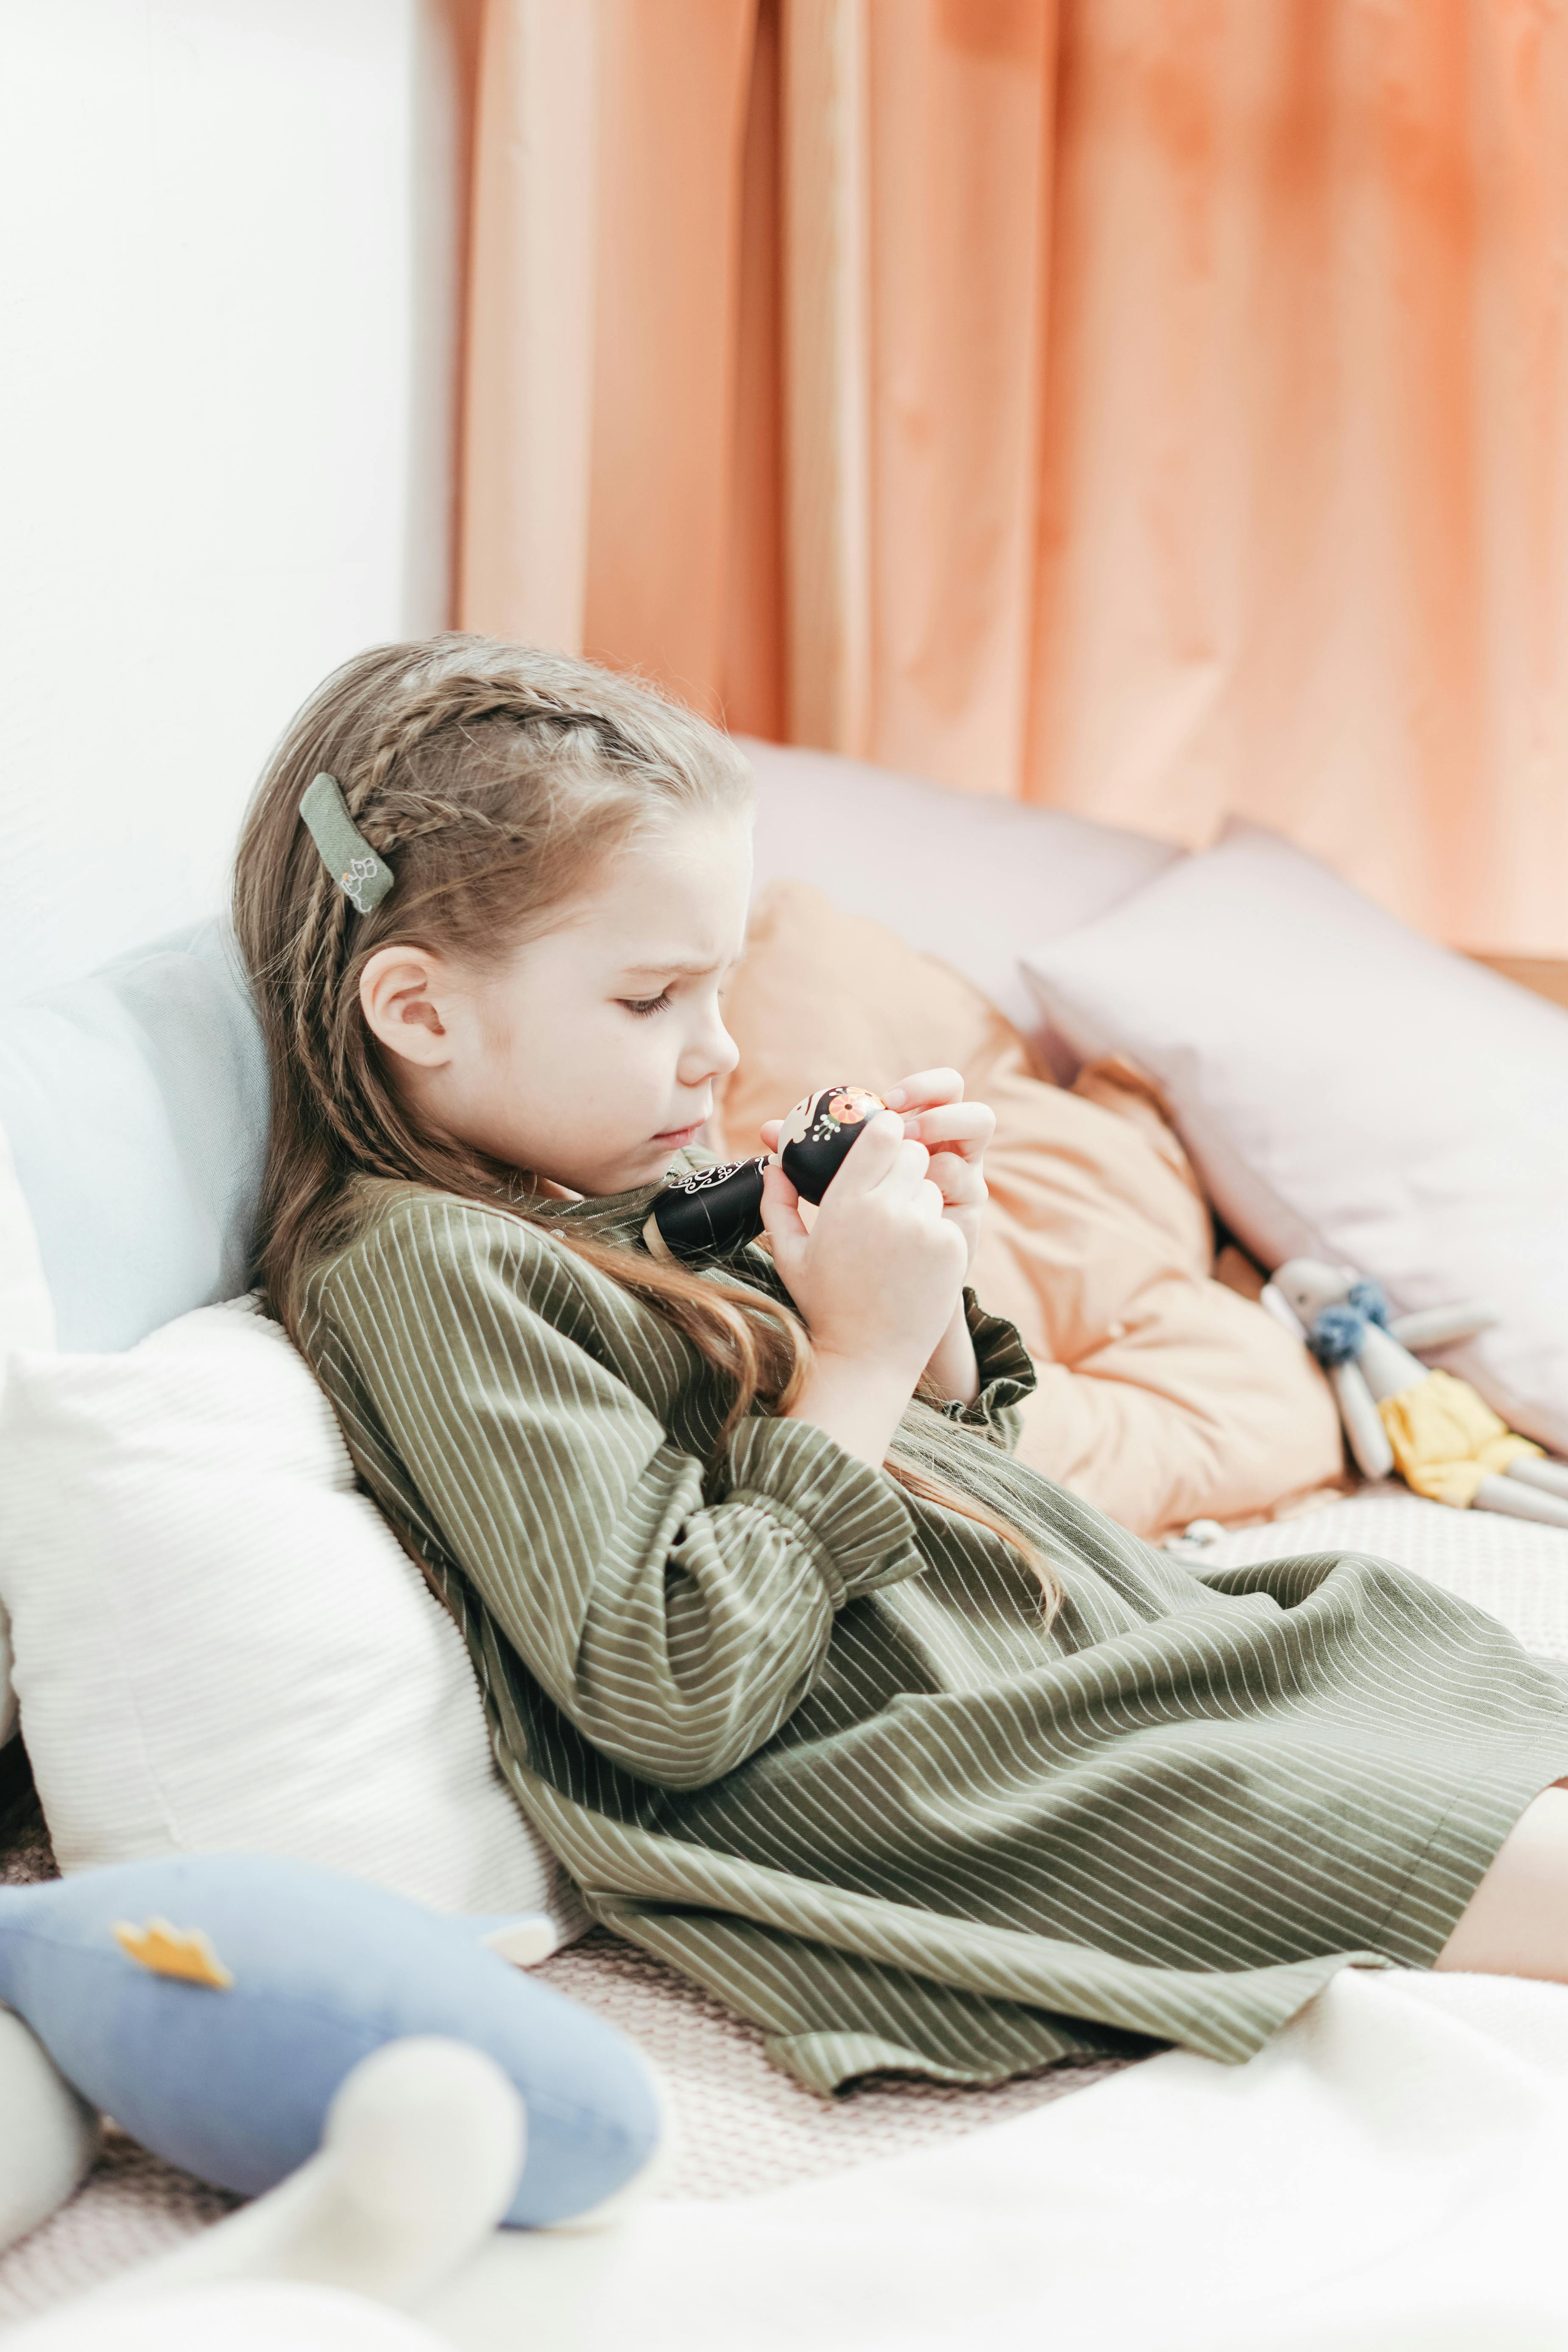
left=232, top=634, right=1058, bottom=1615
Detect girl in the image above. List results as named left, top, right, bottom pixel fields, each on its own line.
left=235, top=635, right=1568, bottom=2092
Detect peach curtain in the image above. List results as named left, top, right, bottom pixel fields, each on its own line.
left=461, top=0, right=1568, bottom=956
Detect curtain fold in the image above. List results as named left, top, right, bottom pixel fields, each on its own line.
left=781, top=0, right=873, bottom=756
left=461, top=0, right=1568, bottom=955
left=460, top=0, right=597, bottom=654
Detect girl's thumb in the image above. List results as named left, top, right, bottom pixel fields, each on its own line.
left=832, top=1109, right=904, bottom=1193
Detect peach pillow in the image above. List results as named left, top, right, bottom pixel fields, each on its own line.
left=717, top=884, right=1342, bottom=1538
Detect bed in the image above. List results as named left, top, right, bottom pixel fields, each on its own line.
left=6, top=1481, right=1568, bottom=2343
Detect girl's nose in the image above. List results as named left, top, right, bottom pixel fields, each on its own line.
left=681, top=1011, right=739, bottom=1087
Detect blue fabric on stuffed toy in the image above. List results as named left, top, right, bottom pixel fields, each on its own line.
left=1306, top=1280, right=1395, bottom=1368
left=1306, top=1304, right=1367, bottom=1368
left=0, top=1854, right=661, bottom=2225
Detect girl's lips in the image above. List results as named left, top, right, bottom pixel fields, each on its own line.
left=653, top=1120, right=704, bottom=1145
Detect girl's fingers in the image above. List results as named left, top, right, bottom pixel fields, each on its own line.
left=900, top=1101, right=995, bottom=1158
left=758, top=1119, right=782, bottom=1152
left=924, top=1146, right=985, bottom=1207
left=913, top=1177, right=947, bottom=1225
left=885, top=1068, right=964, bottom=1114
left=759, top=1161, right=809, bottom=1253
left=877, top=1136, right=933, bottom=1201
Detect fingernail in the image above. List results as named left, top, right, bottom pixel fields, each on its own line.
left=886, top=1088, right=907, bottom=1108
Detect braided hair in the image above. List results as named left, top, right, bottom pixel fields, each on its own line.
left=233, top=634, right=1060, bottom=1615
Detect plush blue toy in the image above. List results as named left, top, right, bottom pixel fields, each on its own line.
left=0, top=1852, right=661, bottom=2230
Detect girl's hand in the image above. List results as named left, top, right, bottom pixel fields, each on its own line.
left=759, top=1069, right=993, bottom=1278
left=887, top=1069, right=992, bottom=1278
left=759, top=1111, right=967, bottom=1395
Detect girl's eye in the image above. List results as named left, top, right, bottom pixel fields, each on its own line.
left=620, top=991, right=671, bottom=1018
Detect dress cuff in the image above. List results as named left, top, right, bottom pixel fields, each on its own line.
left=932, top=1290, right=1036, bottom=1449
left=724, top=1415, right=924, bottom=1607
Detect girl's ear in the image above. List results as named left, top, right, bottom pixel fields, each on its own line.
left=360, top=945, right=455, bottom=1068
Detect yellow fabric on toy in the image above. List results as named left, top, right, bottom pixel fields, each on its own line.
left=1378, top=1369, right=1541, bottom=1508
left=113, top=1915, right=234, bottom=1990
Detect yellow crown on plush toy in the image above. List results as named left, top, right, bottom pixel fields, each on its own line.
left=113, top=1914, right=234, bottom=1991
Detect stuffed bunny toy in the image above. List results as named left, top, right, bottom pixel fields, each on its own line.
left=1262, top=1260, right=1568, bottom=1529
left=0, top=1848, right=664, bottom=2301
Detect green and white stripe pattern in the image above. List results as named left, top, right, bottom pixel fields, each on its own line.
left=299, top=1174, right=1568, bottom=2092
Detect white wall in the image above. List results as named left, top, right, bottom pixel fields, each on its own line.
left=0, top=0, right=472, bottom=1002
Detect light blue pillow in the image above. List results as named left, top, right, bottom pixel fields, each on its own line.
left=0, top=925, right=268, bottom=1353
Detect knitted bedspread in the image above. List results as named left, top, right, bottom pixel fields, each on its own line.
left=3, top=1483, right=1566, bottom=2325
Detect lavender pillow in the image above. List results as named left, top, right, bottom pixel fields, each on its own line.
left=1024, top=823, right=1568, bottom=1455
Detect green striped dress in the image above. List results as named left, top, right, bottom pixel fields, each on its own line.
left=298, top=1167, right=1568, bottom=2093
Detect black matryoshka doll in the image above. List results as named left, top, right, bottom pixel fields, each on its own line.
left=641, top=1083, right=886, bottom=1264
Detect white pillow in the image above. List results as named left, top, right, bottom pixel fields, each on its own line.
left=742, top=737, right=1182, bottom=1048
left=0, top=1115, right=55, bottom=1362
left=1023, top=823, right=1568, bottom=1455
left=0, top=1114, right=53, bottom=1742
left=0, top=1297, right=585, bottom=1939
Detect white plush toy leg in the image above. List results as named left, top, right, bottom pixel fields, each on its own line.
left=1505, top=1455, right=1568, bottom=1503
left=1325, top=1361, right=1395, bottom=1482
left=0, top=2007, right=99, bottom=2253
left=36, top=2037, right=524, bottom=2320
left=1475, top=1473, right=1568, bottom=1529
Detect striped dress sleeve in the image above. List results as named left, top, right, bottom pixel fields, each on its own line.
left=315, top=1198, right=926, bottom=1790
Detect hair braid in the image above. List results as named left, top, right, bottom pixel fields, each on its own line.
left=356, top=791, right=535, bottom=854
left=287, top=872, right=355, bottom=1133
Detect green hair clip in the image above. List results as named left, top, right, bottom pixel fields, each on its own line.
left=299, top=773, right=396, bottom=915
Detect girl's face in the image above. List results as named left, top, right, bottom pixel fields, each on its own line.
left=360, top=809, right=751, bottom=1197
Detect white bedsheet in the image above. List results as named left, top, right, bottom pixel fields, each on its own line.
left=425, top=1966, right=1568, bottom=2352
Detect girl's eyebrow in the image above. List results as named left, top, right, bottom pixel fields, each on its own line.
left=618, top=953, right=735, bottom=980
